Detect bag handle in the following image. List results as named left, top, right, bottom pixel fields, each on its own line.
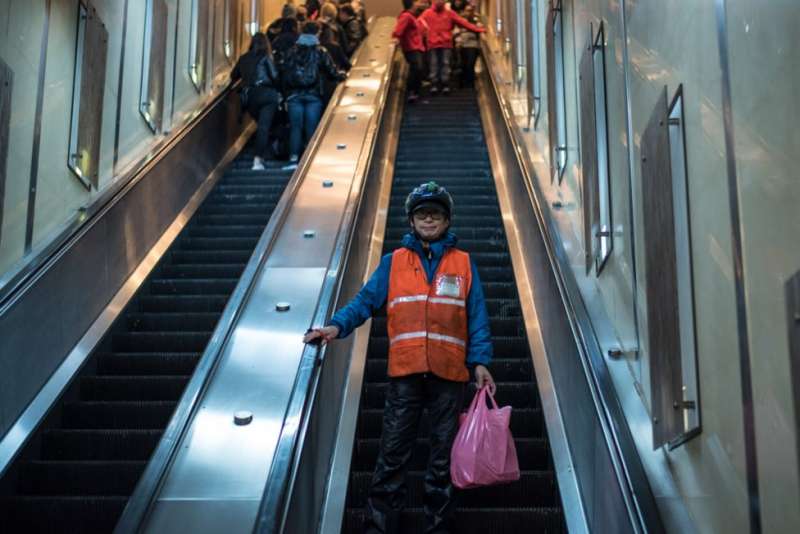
left=481, top=385, right=499, bottom=410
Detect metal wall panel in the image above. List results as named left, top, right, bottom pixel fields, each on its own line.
left=788, top=270, right=800, bottom=482
left=0, top=88, right=248, bottom=439
left=0, top=58, right=11, bottom=248
left=76, top=6, right=108, bottom=189
left=640, top=87, right=682, bottom=449
left=145, top=0, right=169, bottom=132
left=578, top=42, right=595, bottom=274
left=545, top=4, right=556, bottom=179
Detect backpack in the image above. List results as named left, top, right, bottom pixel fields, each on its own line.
left=284, top=47, right=319, bottom=89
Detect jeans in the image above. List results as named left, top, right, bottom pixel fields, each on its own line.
left=427, top=48, right=452, bottom=89
left=246, top=87, right=281, bottom=158
left=287, top=93, right=323, bottom=157
left=365, top=373, right=464, bottom=534
left=404, top=50, right=425, bottom=95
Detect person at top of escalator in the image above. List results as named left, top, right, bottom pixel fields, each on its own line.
left=419, top=0, right=485, bottom=94
left=304, top=182, right=495, bottom=534
left=392, top=0, right=427, bottom=103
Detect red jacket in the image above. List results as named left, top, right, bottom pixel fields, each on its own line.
left=392, top=10, right=425, bottom=53
left=419, top=5, right=484, bottom=49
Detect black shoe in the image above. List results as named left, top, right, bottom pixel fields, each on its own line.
left=442, top=86, right=451, bottom=95
left=429, top=85, right=439, bottom=95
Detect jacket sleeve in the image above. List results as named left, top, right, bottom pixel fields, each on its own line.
left=450, top=11, right=485, bottom=33
left=231, top=57, right=243, bottom=82
left=392, top=13, right=411, bottom=40
left=465, top=258, right=493, bottom=367
left=319, top=47, right=346, bottom=81
left=328, top=253, right=392, bottom=338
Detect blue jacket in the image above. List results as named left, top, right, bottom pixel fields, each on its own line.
left=329, top=232, right=493, bottom=368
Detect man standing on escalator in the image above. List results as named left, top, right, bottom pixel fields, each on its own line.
left=304, top=182, right=495, bottom=534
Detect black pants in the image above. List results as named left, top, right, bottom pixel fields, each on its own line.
left=403, top=50, right=425, bottom=95
left=460, top=48, right=479, bottom=86
left=365, top=373, right=464, bottom=534
left=246, top=87, right=281, bottom=158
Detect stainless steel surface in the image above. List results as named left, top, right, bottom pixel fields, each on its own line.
left=0, top=86, right=252, bottom=441
left=255, top=19, right=397, bottom=534
left=476, top=60, right=590, bottom=534
left=479, top=39, right=664, bottom=533
left=118, top=18, right=398, bottom=534
left=0, top=124, right=251, bottom=476
left=316, top=53, right=407, bottom=534
left=112, top=0, right=131, bottom=167
left=713, top=1, right=760, bottom=530
left=0, top=57, right=11, bottom=248
left=24, top=0, right=51, bottom=251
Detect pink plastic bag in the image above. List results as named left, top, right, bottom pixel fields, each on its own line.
left=450, top=386, right=520, bottom=489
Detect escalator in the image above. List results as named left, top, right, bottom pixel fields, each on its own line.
left=342, top=89, right=567, bottom=532
left=0, top=148, right=293, bottom=533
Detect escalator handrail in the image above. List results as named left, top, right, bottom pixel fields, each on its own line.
left=251, top=27, right=398, bottom=534
left=113, top=30, right=372, bottom=534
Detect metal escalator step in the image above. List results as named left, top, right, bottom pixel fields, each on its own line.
left=136, top=294, right=229, bottom=313
left=205, top=193, right=282, bottom=204
left=169, top=249, right=254, bottom=264
left=343, top=507, right=565, bottom=534
left=16, top=461, right=147, bottom=496
left=178, top=237, right=260, bottom=251
left=62, top=401, right=178, bottom=429
left=79, top=375, right=190, bottom=402
left=148, top=278, right=237, bottom=295
left=346, top=470, right=557, bottom=508
left=0, top=496, right=127, bottom=534
left=362, top=381, right=539, bottom=411
left=112, top=331, right=212, bottom=352
left=41, top=429, right=163, bottom=461
left=356, top=406, right=544, bottom=439
left=125, top=312, right=220, bottom=332
left=198, top=203, right=276, bottom=215
left=186, top=225, right=265, bottom=238
left=156, top=263, right=246, bottom=279
left=369, top=317, right=526, bottom=338
left=97, top=352, right=201, bottom=375
left=364, top=357, right=534, bottom=384
left=352, top=438, right=549, bottom=471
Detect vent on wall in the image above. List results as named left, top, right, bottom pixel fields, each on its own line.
left=67, top=2, right=108, bottom=190
left=579, top=22, right=612, bottom=274
left=641, top=85, right=701, bottom=450
left=140, top=0, right=169, bottom=133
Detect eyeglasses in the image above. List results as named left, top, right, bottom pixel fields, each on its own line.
left=413, top=210, right=446, bottom=222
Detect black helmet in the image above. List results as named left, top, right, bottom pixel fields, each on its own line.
left=405, top=181, right=454, bottom=218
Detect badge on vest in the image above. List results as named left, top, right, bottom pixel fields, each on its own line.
left=435, top=274, right=463, bottom=298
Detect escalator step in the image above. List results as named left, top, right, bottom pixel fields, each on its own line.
left=0, top=496, right=127, bottom=534
left=16, top=461, right=147, bottom=496
left=186, top=225, right=265, bottom=238
left=136, top=295, right=229, bottom=313
left=178, top=237, right=260, bottom=251
left=352, top=438, right=549, bottom=471
left=356, top=406, right=544, bottom=439
left=125, top=312, right=220, bottom=332
left=62, top=401, right=178, bottom=429
left=148, top=278, right=237, bottom=295
left=343, top=507, right=565, bottom=534
left=347, top=470, right=558, bottom=508
left=97, top=352, right=201, bottom=375
left=112, top=331, right=212, bottom=352
left=156, top=263, right=246, bottom=279
left=361, top=382, right=539, bottom=411
left=170, top=249, right=255, bottom=264
left=80, top=375, right=190, bottom=402
left=41, top=429, right=162, bottom=460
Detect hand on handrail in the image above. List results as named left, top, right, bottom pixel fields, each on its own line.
left=303, top=325, right=340, bottom=345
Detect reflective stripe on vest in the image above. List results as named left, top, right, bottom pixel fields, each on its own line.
left=386, top=247, right=472, bottom=382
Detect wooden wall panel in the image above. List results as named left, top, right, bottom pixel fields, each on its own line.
left=641, top=87, right=683, bottom=449
left=76, top=6, right=108, bottom=188
left=579, top=42, right=596, bottom=274
left=0, top=58, right=11, bottom=247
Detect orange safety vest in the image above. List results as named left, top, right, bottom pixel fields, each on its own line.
left=387, top=247, right=472, bottom=382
